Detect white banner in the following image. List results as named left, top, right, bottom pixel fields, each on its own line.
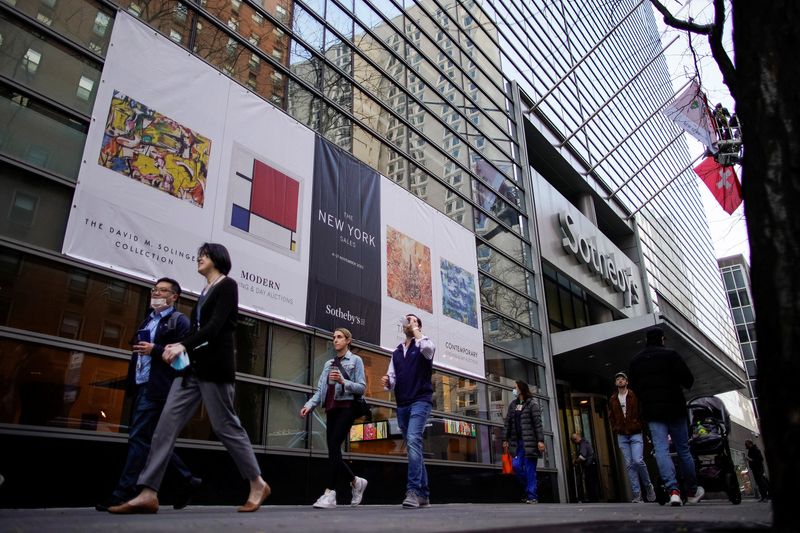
left=63, top=12, right=484, bottom=377
left=379, top=180, right=484, bottom=377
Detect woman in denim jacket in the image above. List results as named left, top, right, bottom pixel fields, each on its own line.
left=300, top=328, right=368, bottom=508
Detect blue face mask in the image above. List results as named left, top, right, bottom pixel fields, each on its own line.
left=512, top=388, right=519, bottom=399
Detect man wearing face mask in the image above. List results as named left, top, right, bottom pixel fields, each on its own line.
left=96, top=278, right=200, bottom=512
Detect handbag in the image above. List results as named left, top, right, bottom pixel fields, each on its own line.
left=501, top=452, right=514, bottom=475
left=335, top=360, right=372, bottom=420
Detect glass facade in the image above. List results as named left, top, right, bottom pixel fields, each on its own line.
left=719, top=258, right=758, bottom=420
left=0, top=0, right=743, bottom=505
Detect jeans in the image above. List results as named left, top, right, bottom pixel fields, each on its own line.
left=396, top=401, right=431, bottom=498
left=113, top=385, right=192, bottom=500
left=648, top=419, right=697, bottom=493
left=617, top=433, right=652, bottom=497
left=514, top=440, right=538, bottom=500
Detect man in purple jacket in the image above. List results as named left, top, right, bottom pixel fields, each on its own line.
left=381, top=314, right=436, bottom=509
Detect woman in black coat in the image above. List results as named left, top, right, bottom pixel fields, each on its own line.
left=109, top=243, right=269, bottom=514
left=502, top=380, right=545, bottom=503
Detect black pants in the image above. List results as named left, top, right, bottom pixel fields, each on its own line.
left=582, top=462, right=600, bottom=502
left=326, top=405, right=356, bottom=490
left=752, top=466, right=769, bottom=499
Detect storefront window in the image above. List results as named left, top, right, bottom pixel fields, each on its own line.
left=236, top=315, right=267, bottom=376
left=178, top=381, right=265, bottom=445
left=266, top=387, right=308, bottom=449
left=432, top=373, right=487, bottom=420
left=0, top=339, right=128, bottom=433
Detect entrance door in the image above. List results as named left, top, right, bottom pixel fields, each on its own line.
left=557, top=383, right=621, bottom=502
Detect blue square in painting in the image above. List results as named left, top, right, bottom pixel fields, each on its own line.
left=231, top=204, right=250, bottom=232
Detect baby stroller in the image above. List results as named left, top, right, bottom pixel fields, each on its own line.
left=687, top=396, right=741, bottom=504
left=653, top=396, right=742, bottom=505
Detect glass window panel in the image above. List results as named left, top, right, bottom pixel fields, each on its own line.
left=558, top=288, right=575, bottom=329
left=727, top=290, right=740, bottom=308
left=482, top=312, right=538, bottom=359
left=115, top=0, right=192, bottom=49
left=484, top=346, right=543, bottom=388
left=178, top=381, right=264, bottom=444
left=572, top=295, right=587, bottom=328
left=287, top=80, right=321, bottom=130
left=736, top=325, right=748, bottom=343
left=471, top=153, right=522, bottom=210
left=479, top=273, right=532, bottom=326
left=325, top=0, right=354, bottom=44
left=0, top=164, right=71, bottom=250
left=0, top=17, right=102, bottom=114
left=321, top=103, right=352, bottom=151
left=738, top=289, right=750, bottom=307
left=269, top=325, right=310, bottom=384
left=235, top=316, right=267, bottom=376
left=0, top=87, right=87, bottom=179
left=290, top=40, right=321, bottom=90
left=432, top=373, right=486, bottom=419
left=722, top=270, right=734, bottom=290
left=747, top=323, right=756, bottom=343
left=732, top=268, right=745, bottom=288
left=292, top=4, right=325, bottom=52
left=742, top=306, right=754, bottom=323
left=312, top=334, right=334, bottom=378
left=8, top=0, right=114, bottom=55
left=349, top=347, right=392, bottom=402
left=0, top=247, right=159, bottom=350
left=745, top=359, right=756, bottom=378
left=740, top=342, right=753, bottom=359
left=0, top=339, right=128, bottom=433
left=474, top=214, right=526, bottom=264
left=266, top=387, right=308, bottom=448
left=732, top=307, right=744, bottom=325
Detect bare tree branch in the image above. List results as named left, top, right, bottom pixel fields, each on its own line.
left=649, top=0, right=738, bottom=101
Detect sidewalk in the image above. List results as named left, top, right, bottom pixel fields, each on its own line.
left=0, top=500, right=772, bottom=532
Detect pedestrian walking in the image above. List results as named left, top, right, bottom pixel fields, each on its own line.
left=502, top=380, right=545, bottom=504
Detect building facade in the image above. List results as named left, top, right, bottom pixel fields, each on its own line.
left=0, top=0, right=745, bottom=507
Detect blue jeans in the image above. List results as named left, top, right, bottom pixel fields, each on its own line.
left=617, top=433, right=652, bottom=496
left=648, top=420, right=696, bottom=494
left=113, top=385, right=192, bottom=500
left=396, top=401, right=431, bottom=498
left=514, top=440, right=538, bottom=500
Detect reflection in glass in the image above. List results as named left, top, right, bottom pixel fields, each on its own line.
left=0, top=247, right=150, bottom=350
left=179, top=381, right=264, bottom=444
left=0, top=339, right=128, bottom=433
left=8, top=0, right=114, bottom=55
left=266, top=387, right=308, bottom=448
left=236, top=316, right=267, bottom=376
left=0, top=165, right=71, bottom=251
left=0, top=87, right=87, bottom=179
left=269, top=325, right=310, bottom=384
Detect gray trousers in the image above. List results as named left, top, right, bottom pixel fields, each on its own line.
left=137, top=374, right=261, bottom=491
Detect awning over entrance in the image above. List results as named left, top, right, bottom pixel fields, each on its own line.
left=550, top=313, right=747, bottom=397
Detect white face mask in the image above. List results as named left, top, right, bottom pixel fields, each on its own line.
left=512, top=388, right=519, bottom=399
left=150, top=297, right=167, bottom=309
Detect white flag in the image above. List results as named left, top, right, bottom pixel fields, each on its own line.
left=662, top=81, right=717, bottom=152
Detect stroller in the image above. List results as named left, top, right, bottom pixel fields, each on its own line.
left=687, top=396, right=741, bottom=504
left=654, top=396, right=742, bottom=505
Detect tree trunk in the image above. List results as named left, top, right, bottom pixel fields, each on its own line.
left=733, top=2, right=800, bottom=529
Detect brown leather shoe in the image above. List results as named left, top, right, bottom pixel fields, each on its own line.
left=237, top=483, right=271, bottom=513
left=107, top=499, right=159, bottom=514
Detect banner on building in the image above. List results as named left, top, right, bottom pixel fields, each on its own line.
left=662, top=81, right=717, bottom=153
left=693, top=156, right=743, bottom=215
left=62, top=12, right=484, bottom=376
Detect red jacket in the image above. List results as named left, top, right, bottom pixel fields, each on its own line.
left=608, top=389, right=644, bottom=435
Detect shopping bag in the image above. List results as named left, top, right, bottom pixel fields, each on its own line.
left=502, top=452, right=514, bottom=474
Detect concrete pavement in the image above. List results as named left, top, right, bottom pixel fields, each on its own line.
left=0, top=500, right=772, bottom=532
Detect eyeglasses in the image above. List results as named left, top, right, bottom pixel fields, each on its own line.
left=151, top=287, right=174, bottom=294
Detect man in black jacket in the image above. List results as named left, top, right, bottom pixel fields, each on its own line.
left=629, top=326, right=703, bottom=506
left=745, top=440, right=770, bottom=501
left=96, top=278, right=200, bottom=511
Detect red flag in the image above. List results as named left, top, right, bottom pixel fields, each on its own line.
left=693, top=156, right=742, bottom=214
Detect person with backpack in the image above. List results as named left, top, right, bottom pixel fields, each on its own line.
left=300, top=327, right=368, bottom=509
left=96, top=277, right=200, bottom=512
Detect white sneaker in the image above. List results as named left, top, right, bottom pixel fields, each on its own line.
left=669, top=490, right=682, bottom=506
left=313, top=489, right=337, bottom=509
left=351, top=477, right=368, bottom=506
left=631, top=495, right=643, bottom=503
left=645, top=483, right=656, bottom=502
left=686, top=486, right=705, bottom=504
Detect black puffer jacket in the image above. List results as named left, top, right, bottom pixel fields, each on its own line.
left=504, top=397, right=545, bottom=458
left=629, top=344, right=694, bottom=422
